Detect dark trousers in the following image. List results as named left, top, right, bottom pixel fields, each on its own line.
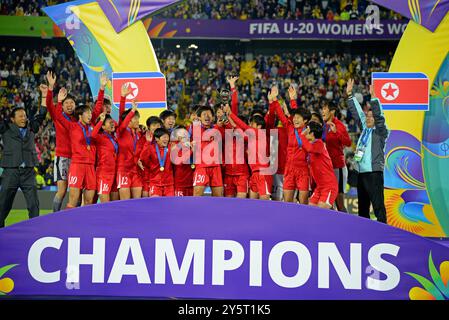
left=357, top=171, right=387, bottom=223
left=0, top=167, right=39, bottom=228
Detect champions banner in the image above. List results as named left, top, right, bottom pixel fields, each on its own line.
left=0, top=198, right=449, bottom=300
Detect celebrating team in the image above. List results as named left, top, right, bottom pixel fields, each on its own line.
left=45, top=71, right=374, bottom=211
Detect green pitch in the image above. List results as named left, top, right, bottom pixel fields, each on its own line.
left=5, top=210, right=53, bottom=227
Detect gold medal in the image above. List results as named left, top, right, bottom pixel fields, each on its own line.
left=191, top=164, right=195, bottom=169
left=160, top=167, right=165, bottom=172
left=87, top=145, right=91, bottom=151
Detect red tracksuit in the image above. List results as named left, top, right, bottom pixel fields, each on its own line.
left=46, top=89, right=76, bottom=158
left=91, top=89, right=122, bottom=129
left=116, top=109, right=143, bottom=189
left=190, top=122, right=225, bottom=188
left=136, top=136, right=150, bottom=192
left=224, top=88, right=250, bottom=196
left=172, top=142, right=194, bottom=196
left=274, top=101, right=310, bottom=192
left=55, top=114, right=100, bottom=190
left=299, top=134, right=338, bottom=206
left=322, top=118, right=352, bottom=169
left=92, top=123, right=119, bottom=195
left=230, top=113, right=273, bottom=197
left=140, top=143, right=174, bottom=197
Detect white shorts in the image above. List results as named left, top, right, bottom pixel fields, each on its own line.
left=54, top=156, right=71, bottom=182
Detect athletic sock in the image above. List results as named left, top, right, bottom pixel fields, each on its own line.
left=52, top=196, right=63, bottom=212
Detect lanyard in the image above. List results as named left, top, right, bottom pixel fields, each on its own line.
left=187, top=126, right=194, bottom=165
left=126, top=128, right=138, bottom=152
left=62, top=112, right=71, bottom=122
left=156, top=145, right=168, bottom=169
left=104, top=133, right=118, bottom=154
left=77, top=122, right=92, bottom=147
left=322, top=123, right=331, bottom=142
left=359, top=128, right=373, bottom=148
left=294, top=128, right=303, bottom=148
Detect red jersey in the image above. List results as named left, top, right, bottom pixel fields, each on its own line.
left=230, top=113, right=270, bottom=173
left=91, top=89, right=105, bottom=123
left=323, top=118, right=352, bottom=169
left=92, top=126, right=118, bottom=176
left=172, top=143, right=194, bottom=188
left=274, top=126, right=288, bottom=175
left=275, top=98, right=298, bottom=175
left=273, top=101, right=308, bottom=171
left=225, top=88, right=250, bottom=176
left=46, top=89, right=76, bottom=158
left=299, top=135, right=337, bottom=190
left=55, top=113, right=99, bottom=165
left=140, top=143, right=174, bottom=187
left=116, top=110, right=141, bottom=173
left=190, top=122, right=225, bottom=169
left=223, top=127, right=250, bottom=176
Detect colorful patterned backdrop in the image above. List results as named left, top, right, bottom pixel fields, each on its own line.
left=374, top=0, right=449, bottom=237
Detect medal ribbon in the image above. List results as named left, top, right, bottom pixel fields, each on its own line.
left=77, top=122, right=92, bottom=148
left=156, top=145, right=168, bottom=169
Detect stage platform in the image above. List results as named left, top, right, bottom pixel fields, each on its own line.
left=1, top=197, right=448, bottom=300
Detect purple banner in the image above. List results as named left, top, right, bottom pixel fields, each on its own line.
left=146, top=18, right=408, bottom=40
left=97, top=0, right=181, bottom=33
left=1, top=197, right=449, bottom=299
left=373, top=0, right=449, bottom=32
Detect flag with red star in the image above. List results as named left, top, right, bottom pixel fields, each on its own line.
left=371, top=72, right=429, bottom=111
left=112, top=72, right=167, bottom=111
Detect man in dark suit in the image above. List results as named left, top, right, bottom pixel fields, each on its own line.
left=0, top=84, right=48, bottom=227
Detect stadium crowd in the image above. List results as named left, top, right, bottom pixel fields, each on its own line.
left=1, top=0, right=404, bottom=21
left=159, top=0, right=404, bottom=21
left=157, top=47, right=391, bottom=135
left=0, top=45, right=91, bottom=188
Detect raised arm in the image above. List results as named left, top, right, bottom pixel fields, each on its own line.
left=227, top=75, right=239, bottom=115
left=30, top=90, right=48, bottom=133
left=346, top=79, right=365, bottom=130
left=299, top=127, right=324, bottom=154
left=273, top=100, right=290, bottom=128
left=118, top=101, right=137, bottom=132
left=118, top=83, right=131, bottom=125
left=265, top=102, right=276, bottom=129
left=92, top=73, right=108, bottom=123
left=370, top=88, right=388, bottom=138
left=45, top=71, right=57, bottom=119
left=51, top=88, right=72, bottom=130
left=46, top=88, right=56, bottom=119
left=288, top=85, right=298, bottom=110
left=91, top=113, right=105, bottom=139
left=229, top=112, right=250, bottom=131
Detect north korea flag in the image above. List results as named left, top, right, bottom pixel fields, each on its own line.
left=112, top=72, right=167, bottom=109
left=371, top=72, right=429, bottom=111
